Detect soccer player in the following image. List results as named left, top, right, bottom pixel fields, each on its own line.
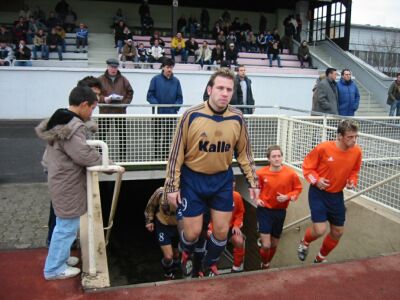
left=165, top=68, right=259, bottom=277
left=298, top=120, right=362, bottom=263
left=256, top=145, right=302, bottom=269
left=144, top=187, right=180, bottom=279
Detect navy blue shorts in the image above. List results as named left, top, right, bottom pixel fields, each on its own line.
left=257, top=207, right=286, bottom=238
left=308, top=185, right=346, bottom=226
left=179, top=165, right=234, bottom=218
left=155, top=218, right=179, bottom=247
left=176, top=207, right=183, bottom=221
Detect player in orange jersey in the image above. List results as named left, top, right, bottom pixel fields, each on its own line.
left=298, top=120, right=362, bottom=263
left=256, top=145, right=302, bottom=269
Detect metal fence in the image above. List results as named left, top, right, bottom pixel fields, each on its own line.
left=91, top=111, right=400, bottom=212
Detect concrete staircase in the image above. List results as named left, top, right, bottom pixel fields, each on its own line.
left=88, top=33, right=118, bottom=68
left=310, top=45, right=388, bottom=116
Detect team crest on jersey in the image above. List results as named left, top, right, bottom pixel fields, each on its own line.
left=199, top=140, right=231, bottom=152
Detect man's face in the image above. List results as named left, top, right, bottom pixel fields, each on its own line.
left=342, top=70, right=351, bottom=82
left=238, top=67, right=246, bottom=79
left=338, top=130, right=358, bottom=150
left=107, top=65, right=118, bottom=76
left=80, top=101, right=97, bottom=121
left=396, top=75, right=400, bottom=83
left=163, top=65, right=173, bottom=77
left=328, top=71, right=337, bottom=81
left=176, top=32, right=182, bottom=39
left=268, top=150, right=283, bottom=168
left=207, top=76, right=234, bottom=111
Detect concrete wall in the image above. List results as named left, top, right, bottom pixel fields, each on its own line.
left=0, top=67, right=317, bottom=119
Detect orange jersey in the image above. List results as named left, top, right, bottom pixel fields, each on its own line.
left=209, top=191, right=245, bottom=231
left=256, top=165, right=303, bottom=209
left=302, top=141, right=362, bottom=193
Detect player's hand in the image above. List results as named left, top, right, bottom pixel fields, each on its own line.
left=145, top=222, right=154, bottom=232
left=232, top=226, right=242, bottom=236
left=316, top=177, right=330, bottom=190
left=167, top=191, right=181, bottom=209
left=104, top=96, right=112, bottom=103
left=276, top=192, right=289, bottom=202
left=256, top=199, right=264, bottom=207
left=346, top=180, right=355, bottom=189
left=249, top=188, right=260, bottom=201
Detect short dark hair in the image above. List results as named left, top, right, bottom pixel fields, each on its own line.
left=341, top=68, right=351, bottom=76
left=161, top=57, right=175, bottom=67
left=69, top=86, right=98, bottom=106
left=77, top=76, right=103, bottom=90
left=266, top=145, right=283, bottom=159
left=326, top=67, right=337, bottom=77
left=396, top=73, right=400, bottom=77
left=337, top=119, right=359, bottom=135
left=208, top=68, right=235, bottom=87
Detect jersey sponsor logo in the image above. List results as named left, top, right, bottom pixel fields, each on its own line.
left=199, top=140, right=231, bottom=152
left=327, top=156, right=334, bottom=162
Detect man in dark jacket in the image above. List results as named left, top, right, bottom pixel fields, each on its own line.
left=14, top=39, right=32, bottom=66
left=337, top=69, right=360, bottom=116
left=315, top=68, right=338, bottom=115
left=47, top=27, right=63, bottom=60
left=147, top=58, right=183, bottom=160
left=387, top=73, right=400, bottom=116
left=231, top=65, right=255, bottom=114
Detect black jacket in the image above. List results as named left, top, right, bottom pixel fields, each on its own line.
left=231, top=75, right=255, bottom=114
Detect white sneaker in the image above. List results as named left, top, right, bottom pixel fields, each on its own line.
left=67, top=256, right=79, bottom=267
left=45, top=266, right=81, bottom=280
left=231, top=263, right=244, bottom=273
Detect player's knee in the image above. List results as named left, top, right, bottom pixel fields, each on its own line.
left=330, top=227, right=344, bottom=239
left=313, top=225, right=326, bottom=237
left=163, top=253, right=174, bottom=261
left=261, top=240, right=271, bottom=250
left=231, top=235, right=244, bottom=248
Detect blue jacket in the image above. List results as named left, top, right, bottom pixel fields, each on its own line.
left=337, top=78, right=360, bottom=116
left=147, top=72, right=183, bottom=114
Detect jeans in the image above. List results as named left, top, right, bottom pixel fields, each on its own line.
left=268, top=54, right=281, bottom=67
left=48, top=45, right=63, bottom=60
left=14, top=60, right=32, bottom=66
left=197, top=58, right=211, bottom=67
left=389, top=99, right=400, bottom=116
left=33, top=45, right=48, bottom=59
left=44, top=216, right=80, bottom=278
left=171, top=48, right=188, bottom=63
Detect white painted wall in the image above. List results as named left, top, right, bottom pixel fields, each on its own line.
left=0, top=67, right=317, bottom=119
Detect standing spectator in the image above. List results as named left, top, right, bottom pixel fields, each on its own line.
left=212, top=21, right=222, bottom=40
left=387, top=73, right=400, bottom=116
left=47, top=27, right=63, bottom=60
left=185, top=36, right=198, bottom=59
left=146, top=58, right=183, bottom=159
left=142, top=12, right=154, bottom=36
left=241, top=18, right=252, bottom=32
left=12, top=18, right=28, bottom=44
left=311, top=73, right=326, bottom=115
left=259, top=13, right=267, bottom=34
left=231, top=65, right=255, bottom=114
left=188, top=15, right=199, bottom=37
left=282, top=16, right=295, bottom=55
left=137, top=43, right=148, bottom=62
left=112, top=8, right=127, bottom=28
left=267, top=40, right=282, bottom=67
left=200, top=8, right=210, bottom=33
left=315, top=68, right=339, bottom=114
left=98, top=58, right=134, bottom=160
left=231, top=17, right=241, bottom=33
left=14, top=39, right=32, bottom=66
left=114, top=20, right=126, bottom=52
left=150, top=31, right=165, bottom=47
left=121, top=39, right=137, bottom=63
left=225, top=42, right=238, bottom=66
left=46, top=12, right=61, bottom=31
left=148, top=38, right=165, bottom=63
left=64, top=9, right=77, bottom=33
left=0, top=26, right=13, bottom=44
left=36, top=86, right=104, bottom=280
left=222, top=10, right=231, bottom=22
left=298, top=40, right=313, bottom=68
left=295, top=14, right=303, bottom=42
left=0, top=43, right=13, bottom=66
left=33, top=5, right=46, bottom=24
left=211, top=42, right=224, bottom=65
left=195, top=41, right=212, bottom=67
left=75, top=23, right=88, bottom=53
left=177, top=15, right=187, bottom=34
left=32, top=29, right=48, bottom=60
left=55, top=0, right=69, bottom=22
left=337, top=69, right=360, bottom=116
left=138, top=0, right=150, bottom=26
left=171, top=32, right=188, bottom=63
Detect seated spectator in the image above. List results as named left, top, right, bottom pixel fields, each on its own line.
left=137, top=43, right=148, bottom=62
left=12, top=18, right=28, bottom=45
left=114, top=20, right=126, bottom=52
left=141, top=12, right=154, bottom=36
left=149, top=31, right=165, bottom=47
left=46, top=12, right=61, bottom=30
left=298, top=40, right=313, bottom=68
left=257, top=33, right=267, bottom=54
left=112, top=8, right=127, bottom=28
left=272, top=27, right=283, bottom=53
left=122, top=26, right=133, bottom=44
left=185, top=36, right=198, bottom=58
left=171, top=32, right=187, bottom=63
left=216, top=30, right=226, bottom=45
left=32, top=29, right=48, bottom=60
left=47, top=27, right=63, bottom=60
left=0, top=42, right=13, bottom=66
left=55, top=25, right=66, bottom=52
left=267, top=40, right=282, bottom=67
left=0, top=26, right=13, bottom=45
left=27, top=17, right=47, bottom=44
left=75, top=23, right=88, bottom=53
left=195, top=41, right=212, bottom=67
left=64, top=9, right=77, bottom=33
left=211, top=42, right=224, bottom=65
left=121, top=39, right=137, bottom=62
left=14, top=39, right=32, bottom=66
left=245, top=31, right=257, bottom=52
left=225, top=42, right=238, bottom=66
left=212, top=21, right=222, bottom=40
left=225, top=31, right=237, bottom=49
left=148, top=38, right=165, bottom=63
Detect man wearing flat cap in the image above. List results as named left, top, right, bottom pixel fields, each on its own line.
left=98, top=58, right=134, bottom=160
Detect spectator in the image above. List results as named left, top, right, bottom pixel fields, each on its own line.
left=27, top=17, right=47, bottom=44
left=64, top=9, right=77, bottom=33
left=386, top=73, right=400, bottom=116
left=222, top=10, right=231, bottom=22
left=211, top=42, right=224, bottom=65
left=150, top=31, right=165, bottom=47
left=46, top=27, right=63, bottom=60
left=122, top=26, right=133, bottom=44
left=121, top=39, right=137, bottom=62
left=112, top=8, right=127, bottom=28
left=200, top=8, right=210, bottom=33
left=311, top=73, right=326, bottom=115
left=226, top=31, right=237, bottom=49
left=272, top=27, right=283, bottom=53
left=295, top=14, right=302, bottom=42
left=75, top=23, right=88, bottom=53
left=171, top=32, right=188, bottom=63
left=216, top=30, right=226, bottom=45
left=298, top=40, right=313, bottom=68
left=195, top=41, right=212, bottom=67
left=148, top=38, right=165, bottom=63
left=114, top=20, right=126, bottom=52
left=0, top=42, right=13, bottom=66
left=188, top=15, right=199, bottom=37
left=46, top=12, right=61, bottom=31
left=257, top=33, right=267, bottom=54
left=137, top=43, right=148, bottom=62
left=33, top=5, right=46, bottom=23
left=146, top=58, right=183, bottom=159
left=142, top=12, right=154, bottom=36
left=19, top=5, right=32, bottom=20
left=231, top=65, right=255, bottom=114
left=225, top=42, right=238, bottom=66
left=14, top=40, right=31, bottom=66
left=98, top=58, right=134, bottom=160
left=55, top=25, right=66, bottom=53
left=185, top=36, right=198, bottom=58
left=267, top=40, right=282, bottom=67
left=315, top=68, right=339, bottom=114
left=177, top=15, right=187, bottom=34
left=245, top=31, right=257, bottom=52
left=231, top=17, right=241, bottom=33
left=36, top=85, right=104, bottom=281
left=12, top=18, right=28, bottom=44
left=259, top=13, right=267, bottom=34
left=138, top=0, right=150, bottom=25
left=241, top=18, right=252, bottom=32
left=0, top=26, right=13, bottom=45
left=32, top=29, right=48, bottom=60
left=55, top=0, right=69, bottom=22
left=337, top=69, right=360, bottom=116
left=212, top=21, right=222, bottom=40
left=282, top=16, right=295, bottom=55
